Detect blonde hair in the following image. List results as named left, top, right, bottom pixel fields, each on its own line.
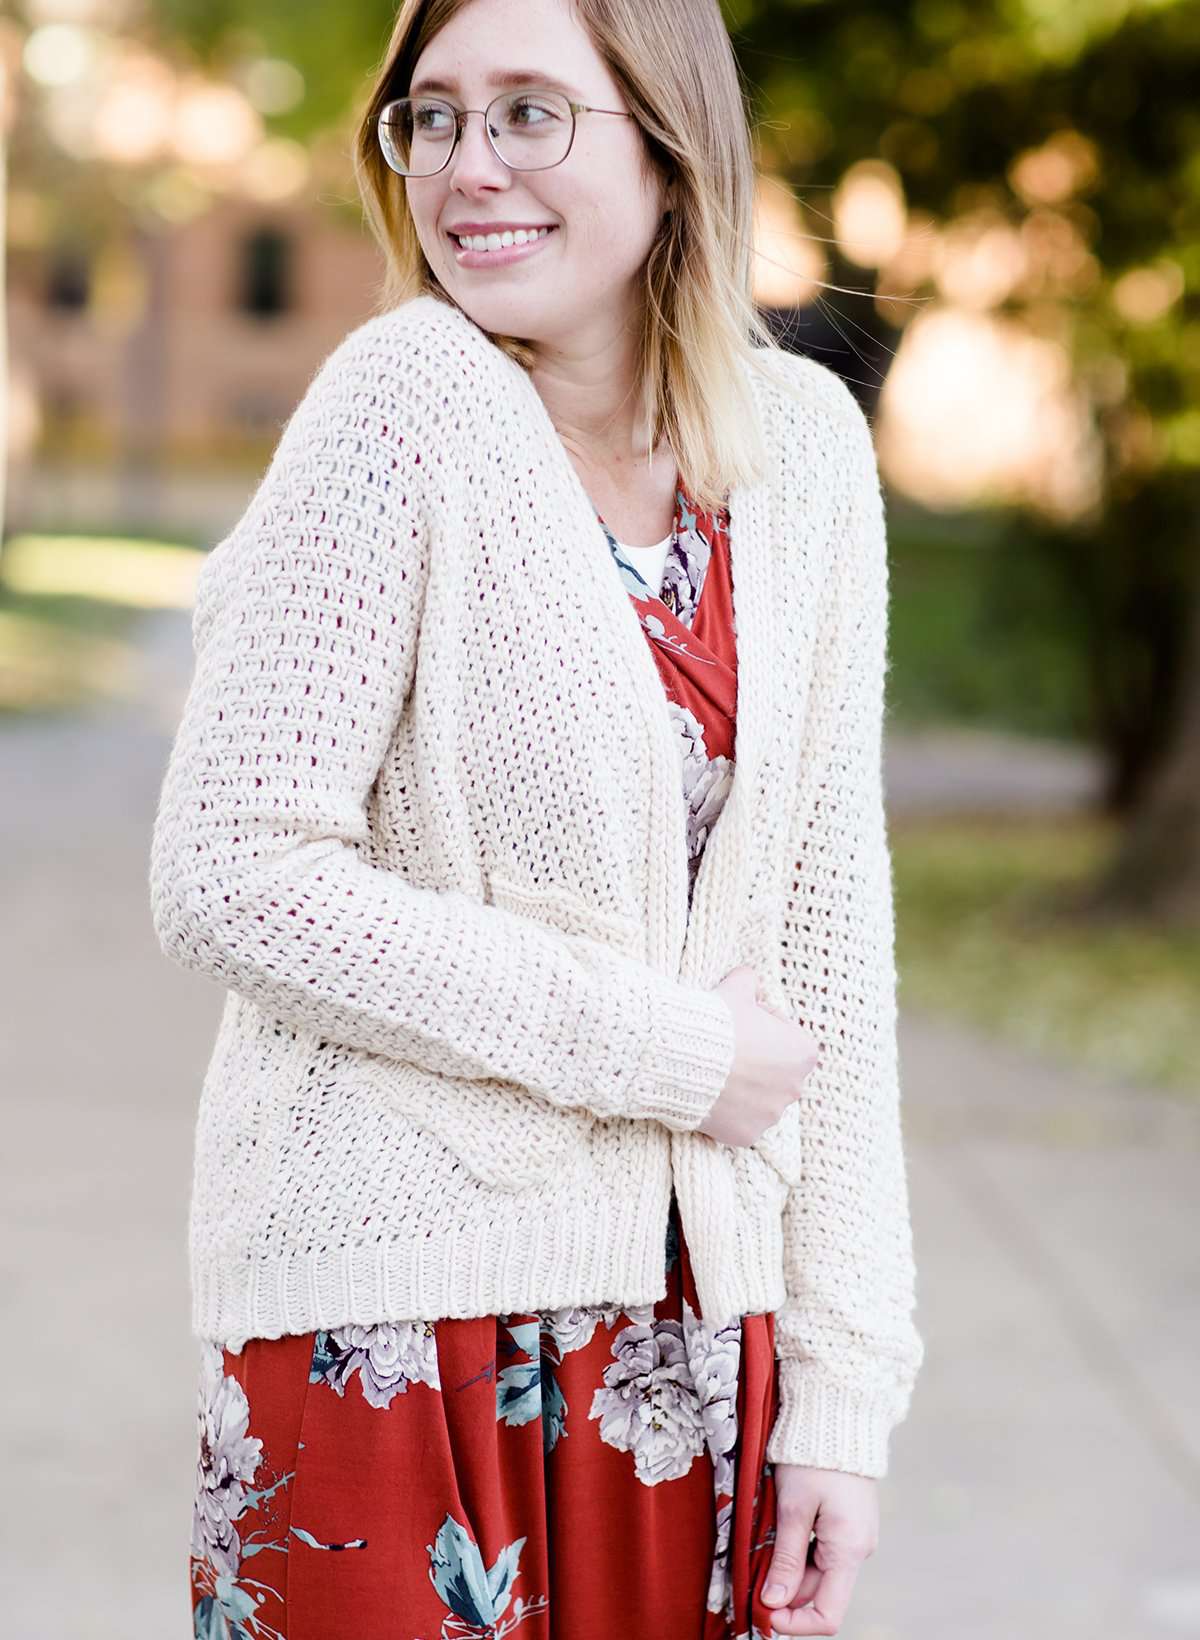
left=353, top=0, right=805, bottom=511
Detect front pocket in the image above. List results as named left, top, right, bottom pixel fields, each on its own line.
left=356, top=1053, right=596, bottom=1193
left=357, top=869, right=638, bottom=1194
left=485, top=869, right=644, bottom=959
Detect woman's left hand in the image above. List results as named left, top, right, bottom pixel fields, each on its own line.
left=759, top=1463, right=880, bottom=1635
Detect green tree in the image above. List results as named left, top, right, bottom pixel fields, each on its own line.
left=731, top=0, right=1199, bottom=923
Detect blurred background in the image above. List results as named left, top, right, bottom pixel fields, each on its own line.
left=1, top=0, right=1198, bottom=1635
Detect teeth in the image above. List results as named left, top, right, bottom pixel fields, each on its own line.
left=453, top=226, right=553, bottom=252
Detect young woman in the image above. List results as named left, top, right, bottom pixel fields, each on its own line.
left=152, top=0, right=925, bottom=1634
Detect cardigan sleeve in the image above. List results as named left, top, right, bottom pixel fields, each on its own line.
left=763, top=391, right=924, bottom=1478
left=148, top=321, right=736, bottom=1134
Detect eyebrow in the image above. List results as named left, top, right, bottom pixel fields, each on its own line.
left=407, top=68, right=586, bottom=100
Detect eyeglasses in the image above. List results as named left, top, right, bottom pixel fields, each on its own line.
left=377, top=87, right=634, bottom=178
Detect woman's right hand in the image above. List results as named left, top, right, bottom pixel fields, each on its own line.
left=698, top=966, right=820, bottom=1148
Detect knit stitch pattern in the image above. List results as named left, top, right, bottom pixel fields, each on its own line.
left=149, top=292, right=923, bottom=1478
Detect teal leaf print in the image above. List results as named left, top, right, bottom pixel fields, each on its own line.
left=192, top=1596, right=223, bottom=1639
left=427, top=1513, right=526, bottom=1627
left=309, top=1330, right=339, bottom=1383
left=495, top=1320, right=546, bottom=1432
left=290, top=1525, right=368, bottom=1550
left=497, top=1357, right=542, bottom=1427
left=506, top=1321, right=540, bottom=1358
left=495, top=1316, right=574, bottom=1454
left=484, top=1536, right=526, bottom=1620
left=214, top=1575, right=257, bottom=1625
left=240, top=1471, right=295, bottom=1519
left=540, top=1370, right=568, bottom=1457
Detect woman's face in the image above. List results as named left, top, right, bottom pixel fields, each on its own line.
left=403, top=0, right=669, bottom=350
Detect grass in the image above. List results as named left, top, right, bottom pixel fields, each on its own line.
left=891, top=812, right=1200, bottom=1097
left=0, top=532, right=204, bottom=717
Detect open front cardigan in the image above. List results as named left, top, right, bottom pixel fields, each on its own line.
left=148, top=291, right=924, bottom=1479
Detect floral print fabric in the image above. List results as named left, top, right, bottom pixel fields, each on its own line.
left=190, top=472, right=782, bottom=1638
left=191, top=1194, right=780, bottom=1639
left=597, top=477, right=738, bottom=912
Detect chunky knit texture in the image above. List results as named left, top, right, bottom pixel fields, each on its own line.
left=149, top=291, right=924, bottom=1479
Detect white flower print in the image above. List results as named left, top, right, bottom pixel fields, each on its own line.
left=537, top=1306, right=603, bottom=1357
left=681, top=1300, right=744, bottom=1617
left=316, top=1321, right=441, bottom=1408
left=539, top=1298, right=657, bottom=1360
left=615, top=1300, right=657, bottom=1328
left=687, top=750, right=734, bottom=843
left=588, top=1316, right=706, bottom=1485
left=666, top=698, right=735, bottom=896
left=668, top=697, right=709, bottom=774
left=709, top=1494, right=735, bottom=1618
left=192, top=1340, right=264, bottom=1579
left=681, top=1299, right=742, bottom=1465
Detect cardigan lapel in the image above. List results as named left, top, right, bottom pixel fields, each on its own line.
left=680, top=367, right=776, bottom=986
left=494, top=329, right=777, bottom=984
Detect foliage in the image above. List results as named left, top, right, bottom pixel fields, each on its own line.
left=729, top=0, right=1200, bottom=808
left=892, top=811, right=1200, bottom=1094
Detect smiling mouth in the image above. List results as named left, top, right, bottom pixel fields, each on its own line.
left=448, top=225, right=558, bottom=251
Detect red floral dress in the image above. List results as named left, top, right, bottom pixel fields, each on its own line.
left=189, top=477, right=781, bottom=1640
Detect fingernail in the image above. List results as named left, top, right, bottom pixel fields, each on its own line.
left=764, top=1583, right=786, bottom=1603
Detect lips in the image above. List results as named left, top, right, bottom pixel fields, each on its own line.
left=445, top=224, right=560, bottom=270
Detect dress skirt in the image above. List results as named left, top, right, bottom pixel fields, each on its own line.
left=190, top=1189, right=781, bottom=1640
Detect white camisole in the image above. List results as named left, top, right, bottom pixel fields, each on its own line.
left=612, top=531, right=673, bottom=599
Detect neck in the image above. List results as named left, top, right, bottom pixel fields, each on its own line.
left=528, top=325, right=656, bottom=472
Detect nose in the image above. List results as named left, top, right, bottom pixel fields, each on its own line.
left=447, top=108, right=512, bottom=192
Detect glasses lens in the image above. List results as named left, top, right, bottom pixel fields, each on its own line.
left=378, top=98, right=457, bottom=177
left=377, top=90, right=574, bottom=176
left=489, top=90, right=573, bottom=170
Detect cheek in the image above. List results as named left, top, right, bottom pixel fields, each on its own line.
left=405, top=182, right=443, bottom=246
left=569, top=205, right=660, bottom=270
left=567, top=170, right=660, bottom=244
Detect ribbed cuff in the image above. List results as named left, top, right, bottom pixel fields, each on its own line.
left=765, top=1360, right=905, bottom=1479
left=620, top=977, right=737, bottom=1131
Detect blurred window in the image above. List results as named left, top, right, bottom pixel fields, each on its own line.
left=238, top=227, right=293, bottom=319
left=46, top=243, right=90, bottom=311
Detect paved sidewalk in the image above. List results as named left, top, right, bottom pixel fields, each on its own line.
left=2, top=609, right=1197, bottom=1639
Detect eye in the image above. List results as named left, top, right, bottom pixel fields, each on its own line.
left=505, top=94, right=562, bottom=127
left=413, top=101, right=454, bottom=132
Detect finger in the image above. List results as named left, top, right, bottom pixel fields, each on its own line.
left=759, top=1562, right=822, bottom=1635
left=760, top=1513, right=815, bottom=1612
left=762, top=1555, right=821, bottom=1620
left=768, top=1560, right=860, bottom=1636
left=791, top=1561, right=823, bottom=1607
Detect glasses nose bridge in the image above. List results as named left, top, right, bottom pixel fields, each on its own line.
left=447, top=103, right=507, bottom=173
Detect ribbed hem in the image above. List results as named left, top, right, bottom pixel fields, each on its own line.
left=622, top=979, right=737, bottom=1131
left=765, top=1360, right=906, bottom=1478
left=195, top=1130, right=793, bottom=1356
left=194, top=1183, right=678, bottom=1351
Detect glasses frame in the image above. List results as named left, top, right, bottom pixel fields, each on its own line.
left=377, top=86, right=634, bottom=178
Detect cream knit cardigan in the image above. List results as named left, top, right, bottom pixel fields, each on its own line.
left=149, top=291, right=924, bottom=1479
